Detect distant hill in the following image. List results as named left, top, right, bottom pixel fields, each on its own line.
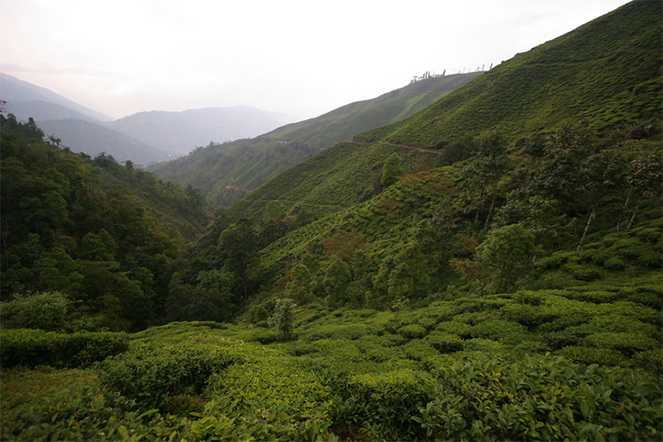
left=38, top=119, right=173, bottom=166
left=108, top=106, right=298, bottom=157
left=1, top=73, right=298, bottom=165
left=150, top=72, right=482, bottom=206
left=0, top=72, right=113, bottom=122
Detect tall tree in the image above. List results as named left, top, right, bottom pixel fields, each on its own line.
left=381, top=153, right=403, bottom=188
left=462, top=131, right=511, bottom=228
left=475, top=224, right=535, bottom=293
left=218, top=219, right=259, bottom=299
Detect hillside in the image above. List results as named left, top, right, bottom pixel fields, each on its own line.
left=356, top=1, right=662, bottom=147
left=182, top=0, right=662, bottom=320
left=149, top=73, right=481, bottom=207
left=109, top=106, right=298, bottom=157
left=0, top=115, right=208, bottom=332
left=38, top=119, right=173, bottom=166
left=1, top=2, right=662, bottom=441
left=263, top=72, right=483, bottom=148
left=1, top=74, right=297, bottom=166
left=0, top=72, right=112, bottom=122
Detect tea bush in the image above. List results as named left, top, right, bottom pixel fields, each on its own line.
left=426, top=331, right=464, bottom=353
left=98, top=335, right=246, bottom=409
left=341, top=369, right=434, bottom=440
left=398, top=323, right=428, bottom=340
left=206, top=356, right=333, bottom=434
left=0, top=329, right=129, bottom=368
left=1, top=380, right=336, bottom=442
left=416, top=355, right=662, bottom=441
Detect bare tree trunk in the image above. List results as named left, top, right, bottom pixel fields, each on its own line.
left=473, top=188, right=485, bottom=228
left=616, top=184, right=633, bottom=231
left=577, top=207, right=596, bottom=251
left=627, top=196, right=643, bottom=230
left=484, top=189, right=498, bottom=230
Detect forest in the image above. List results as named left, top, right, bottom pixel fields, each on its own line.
left=1, top=1, right=662, bottom=441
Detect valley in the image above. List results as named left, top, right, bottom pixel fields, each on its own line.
left=1, top=1, right=661, bottom=440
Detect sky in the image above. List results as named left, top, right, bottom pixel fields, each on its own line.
left=1, top=0, right=632, bottom=121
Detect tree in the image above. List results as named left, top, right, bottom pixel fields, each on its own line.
left=381, top=153, right=403, bottom=188
left=284, top=264, right=312, bottom=304
left=218, top=219, right=259, bottom=299
left=620, top=150, right=662, bottom=230
left=462, top=131, right=511, bottom=228
left=475, top=224, right=535, bottom=293
left=575, top=148, right=627, bottom=250
left=269, top=298, right=297, bottom=341
left=322, top=258, right=352, bottom=306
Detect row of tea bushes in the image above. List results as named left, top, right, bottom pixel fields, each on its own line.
left=0, top=329, right=128, bottom=368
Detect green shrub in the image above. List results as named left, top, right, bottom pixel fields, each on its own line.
left=342, top=369, right=434, bottom=440
left=565, top=263, right=602, bottom=281
left=398, top=323, right=428, bottom=340
left=287, top=341, right=319, bottom=356
left=1, top=378, right=334, bottom=442
left=580, top=332, right=659, bottom=356
left=469, top=319, right=529, bottom=344
left=0, top=292, right=71, bottom=331
left=556, top=346, right=629, bottom=366
left=568, top=290, right=619, bottom=304
left=244, top=327, right=278, bottom=344
left=0, top=329, right=129, bottom=368
left=639, top=250, right=663, bottom=268
left=416, top=355, right=662, bottom=441
left=426, top=331, right=464, bottom=353
left=98, top=336, right=245, bottom=409
left=435, top=321, right=472, bottom=338
left=500, top=303, right=558, bottom=328
left=603, top=257, right=626, bottom=270
left=536, top=254, right=563, bottom=270
left=462, top=338, right=505, bottom=353
left=207, top=356, right=332, bottom=425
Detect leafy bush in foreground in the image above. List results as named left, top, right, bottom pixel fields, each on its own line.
left=416, top=355, right=662, bottom=442
left=98, top=335, right=245, bottom=410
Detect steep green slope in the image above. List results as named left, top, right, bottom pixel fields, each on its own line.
left=264, top=72, right=483, bottom=148
left=356, top=0, right=662, bottom=147
left=180, top=0, right=661, bottom=318
left=149, top=73, right=480, bottom=207
left=221, top=142, right=441, bottom=223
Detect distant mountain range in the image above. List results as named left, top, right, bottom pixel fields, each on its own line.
left=0, top=72, right=298, bottom=166
left=107, top=106, right=297, bottom=157
left=149, top=72, right=483, bottom=207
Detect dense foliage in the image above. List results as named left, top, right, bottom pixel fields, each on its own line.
left=0, top=115, right=208, bottom=331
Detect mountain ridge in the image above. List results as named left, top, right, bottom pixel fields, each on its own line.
left=0, top=72, right=113, bottom=122
left=150, top=72, right=482, bottom=206
left=355, top=0, right=661, bottom=147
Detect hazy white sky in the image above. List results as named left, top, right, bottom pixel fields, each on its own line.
left=1, top=0, right=631, bottom=120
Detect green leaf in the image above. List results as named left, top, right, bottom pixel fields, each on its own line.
left=580, top=400, right=590, bottom=419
